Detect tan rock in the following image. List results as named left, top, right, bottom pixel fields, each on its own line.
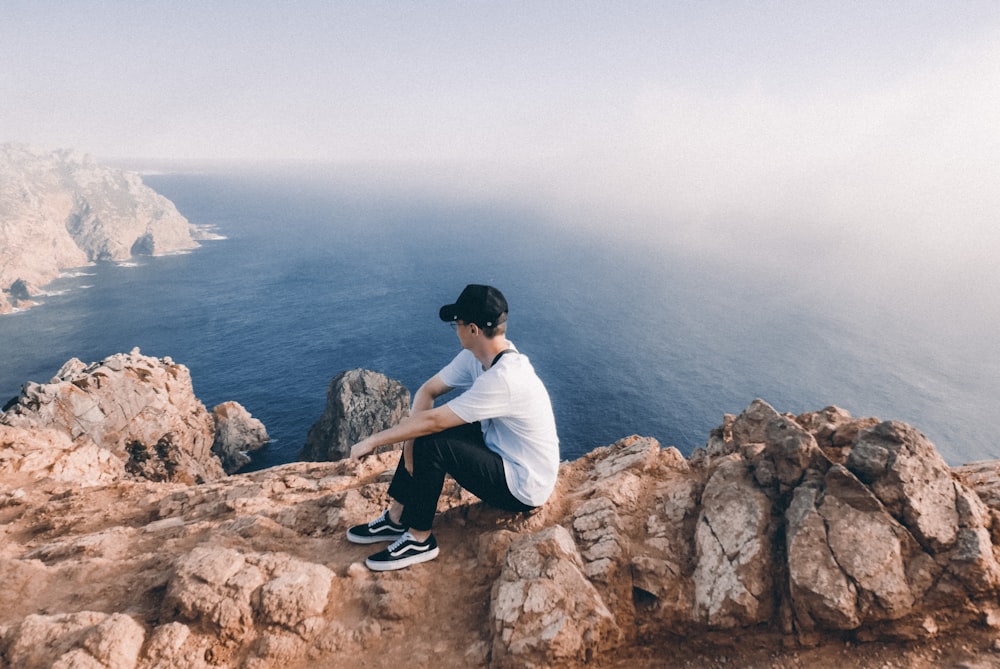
left=693, top=455, right=775, bottom=627
left=137, top=622, right=213, bottom=669
left=848, top=421, right=959, bottom=552
left=212, top=401, right=270, bottom=473
left=1, top=349, right=224, bottom=483
left=164, top=546, right=263, bottom=639
left=490, top=525, right=621, bottom=668
left=254, top=559, right=333, bottom=628
left=787, top=482, right=861, bottom=630
left=300, top=368, right=410, bottom=461
left=0, top=425, right=124, bottom=486
left=1, top=612, right=144, bottom=669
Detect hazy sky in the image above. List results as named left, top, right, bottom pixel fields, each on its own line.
left=4, top=1, right=1000, bottom=313
left=3, top=2, right=996, bottom=161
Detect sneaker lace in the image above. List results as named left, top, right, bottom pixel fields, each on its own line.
left=387, top=532, right=415, bottom=552
left=368, top=510, right=389, bottom=528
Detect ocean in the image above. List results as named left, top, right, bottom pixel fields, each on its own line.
left=1, top=167, right=996, bottom=468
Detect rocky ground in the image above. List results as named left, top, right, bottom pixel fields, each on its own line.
left=3, top=353, right=1000, bottom=667
left=2, top=449, right=1000, bottom=669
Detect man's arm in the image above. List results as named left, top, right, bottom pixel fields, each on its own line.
left=349, top=403, right=464, bottom=460
left=412, top=374, right=454, bottom=412
left=400, top=374, right=454, bottom=471
left=350, top=374, right=461, bottom=462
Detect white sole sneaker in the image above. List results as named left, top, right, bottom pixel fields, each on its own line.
left=346, top=510, right=407, bottom=544
left=365, top=545, right=439, bottom=571
left=365, top=532, right=440, bottom=571
left=346, top=527, right=406, bottom=544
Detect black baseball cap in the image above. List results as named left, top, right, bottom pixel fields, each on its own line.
left=439, top=284, right=508, bottom=328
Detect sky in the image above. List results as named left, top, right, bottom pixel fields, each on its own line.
left=3, top=1, right=1000, bottom=329
left=3, top=2, right=997, bottom=162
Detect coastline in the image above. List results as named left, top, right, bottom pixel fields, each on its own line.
left=0, top=144, right=208, bottom=315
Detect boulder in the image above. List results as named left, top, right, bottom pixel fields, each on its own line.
left=0, top=612, right=145, bottom=669
left=786, top=465, right=932, bottom=631
left=163, top=546, right=264, bottom=641
left=163, top=545, right=333, bottom=644
left=138, top=623, right=212, bottom=669
left=795, top=405, right=879, bottom=464
left=692, top=455, right=775, bottom=627
left=490, top=525, right=621, bottom=668
left=731, top=397, right=782, bottom=447
left=630, top=461, right=700, bottom=629
left=847, top=421, right=959, bottom=553
left=761, top=413, right=830, bottom=491
left=299, top=369, right=410, bottom=462
left=786, top=480, right=862, bottom=630
left=211, top=401, right=269, bottom=473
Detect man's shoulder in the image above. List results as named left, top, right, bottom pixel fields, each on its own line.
left=494, top=352, right=546, bottom=387
left=444, top=348, right=477, bottom=366
left=439, top=349, right=479, bottom=386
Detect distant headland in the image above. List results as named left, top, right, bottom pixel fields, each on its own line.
left=0, top=143, right=218, bottom=314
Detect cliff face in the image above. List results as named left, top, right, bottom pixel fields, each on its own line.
left=3, top=360, right=1000, bottom=669
left=0, top=143, right=200, bottom=313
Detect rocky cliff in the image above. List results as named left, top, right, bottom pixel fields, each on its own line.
left=2, top=361, right=1000, bottom=668
left=0, top=349, right=267, bottom=483
left=0, top=144, right=202, bottom=313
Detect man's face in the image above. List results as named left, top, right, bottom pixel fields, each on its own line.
left=453, top=319, right=474, bottom=349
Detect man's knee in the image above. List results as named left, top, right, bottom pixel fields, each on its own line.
left=411, top=431, right=449, bottom=465
left=416, top=422, right=479, bottom=447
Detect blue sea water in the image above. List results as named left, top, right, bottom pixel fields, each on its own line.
left=1, top=168, right=997, bottom=468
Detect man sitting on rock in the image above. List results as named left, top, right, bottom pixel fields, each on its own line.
left=348, top=284, right=560, bottom=571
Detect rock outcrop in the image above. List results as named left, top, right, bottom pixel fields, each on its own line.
left=0, top=143, right=201, bottom=313
left=299, top=368, right=410, bottom=462
left=3, top=381, right=1000, bottom=667
left=0, top=349, right=266, bottom=483
left=212, top=402, right=270, bottom=474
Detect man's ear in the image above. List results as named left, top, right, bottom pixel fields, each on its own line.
left=469, top=323, right=479, bottom=336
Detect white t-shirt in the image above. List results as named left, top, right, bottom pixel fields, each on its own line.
left=438, top=345, right=560, bottom=507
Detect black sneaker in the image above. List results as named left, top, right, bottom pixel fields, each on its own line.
left=346, top=510, right=406, bottom=544
left=365, top=532, right=439, bottom=571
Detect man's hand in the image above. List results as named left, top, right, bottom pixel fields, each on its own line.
left=350, top=437, right=377, bottom=460
left=403, top=440, right=414, bottom=474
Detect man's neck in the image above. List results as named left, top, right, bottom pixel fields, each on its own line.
left=473, top=337, right=511, bottom=370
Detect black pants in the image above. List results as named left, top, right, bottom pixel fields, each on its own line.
left=388, top=422, right=535, bottom=532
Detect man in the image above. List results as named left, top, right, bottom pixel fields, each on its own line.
left=347, top=284, right=560, bottom=571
